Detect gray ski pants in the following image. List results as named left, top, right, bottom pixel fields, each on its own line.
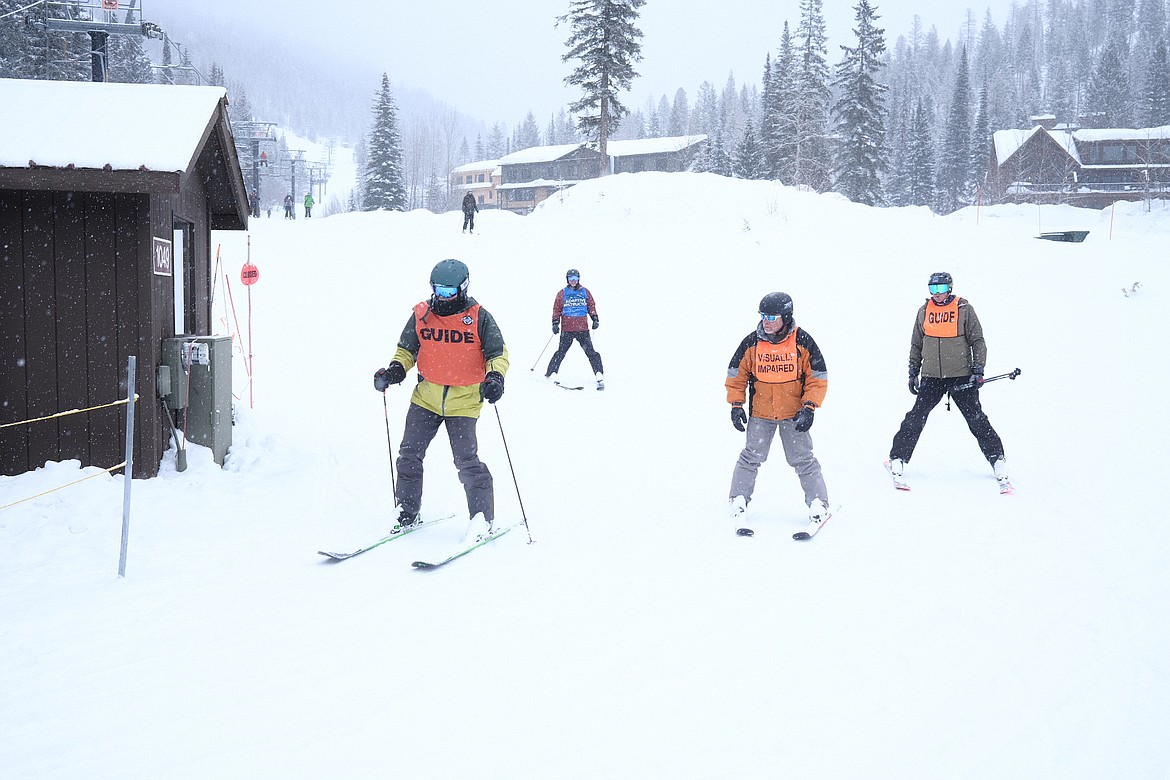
left=395, top=403, right=494, bottom=522
left=729, top=416, right=828, bottom=507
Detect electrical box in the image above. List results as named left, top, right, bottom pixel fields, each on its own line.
left=160, top=336, right=233, bottom=465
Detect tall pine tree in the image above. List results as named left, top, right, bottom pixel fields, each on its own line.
left=935, top=47, right=972, bottom=214
left=558, top=0, right=646, bottom=176
left=906, top=98, right=936, bottom=207
left=792, top=0, right=833, bottom=191
left=363, top=73, right=407, bottom=212
left=830, top=0, right=889, bottom=206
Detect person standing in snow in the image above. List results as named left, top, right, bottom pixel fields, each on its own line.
left=373, top=259, right=509, bottom=540
left=283, top=194, right=294, bottom=219
left=887, top=272, right=1009, bottom=491
left=462, top=191, right=479, bottom=233
left=726, top=292, right=830, bottom=531
left=303, top=192, right=315, bottom=218
left=544, top=268, right=604, bottom=390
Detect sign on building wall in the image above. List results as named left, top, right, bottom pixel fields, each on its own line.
left=152, top=237, right=173, bottom=276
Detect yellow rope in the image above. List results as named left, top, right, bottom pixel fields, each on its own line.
left=0, top=395, right=139, bottom=430
left=0, top=462, right=128, bottom=511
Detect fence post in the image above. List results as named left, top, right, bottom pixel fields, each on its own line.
left=118, top=355, right=136, bottom=578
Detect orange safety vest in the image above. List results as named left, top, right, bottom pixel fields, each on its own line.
left=923, top=297, right=960, bottom=338
left=413, top=302, right=486, bottom=386
left=753, top=329, right=800, bottom=384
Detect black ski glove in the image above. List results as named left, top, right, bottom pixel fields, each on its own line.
left=731, top=406, right=747, bottom=432
left=908, top=373, right=919, bottom=395
left=480, top=371, right=505, bottom=404
left=374, top=362, right=406, bottom=392
left=793, top=405, right=815, bottom=433
left=969, top=364, right=985, bottom=387
left=591, top=315, right=600, bottom=330
left=552, top=321, right=560, bottom=334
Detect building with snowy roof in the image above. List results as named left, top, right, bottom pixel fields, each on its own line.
left=986, top=117, right=1170, bottom=208
left=487, top=135, right=706, bottom=213
left=450, top=159, right=501, bottom=211
left=0, top=78, right=249, bottom=478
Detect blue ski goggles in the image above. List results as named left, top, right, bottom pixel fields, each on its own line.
left=566, top=275, right=580, bottom=283
left=433, top=284, right=460, bottom=299
left=760, top=313, right=782, bottom=322
left=928, top=283, right=951, bottom=295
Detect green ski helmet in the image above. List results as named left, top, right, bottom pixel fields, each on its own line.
left=430, top=258, right=470, bottom=297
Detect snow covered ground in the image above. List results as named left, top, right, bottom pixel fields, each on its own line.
left=2, top=173, right=1168, bottom=778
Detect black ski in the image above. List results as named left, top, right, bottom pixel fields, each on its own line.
left=318, top=514, right=454, bottom=560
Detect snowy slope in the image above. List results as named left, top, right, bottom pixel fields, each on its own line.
left=2, top=174, right=1168, bottom=779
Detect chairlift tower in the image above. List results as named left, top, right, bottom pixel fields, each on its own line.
left=36, top=0, right=166, bottom=83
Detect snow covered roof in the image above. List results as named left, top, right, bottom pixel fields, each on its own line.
left=496, top=179, right=581, bottom=190
left=451, top=159, right=499, bottom=173
left=0, top=78, right=229, bottom=173
left=994, top=124, right=1170, bottom=165
left=498, top=135, right=708, bottom=166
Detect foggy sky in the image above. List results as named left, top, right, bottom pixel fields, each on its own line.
left=176, top=1, right=1019, bottom=127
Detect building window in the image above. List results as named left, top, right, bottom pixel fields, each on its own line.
left=466, top=175, right=472, bottom=184
left=477, top=174, right=485, bottom=182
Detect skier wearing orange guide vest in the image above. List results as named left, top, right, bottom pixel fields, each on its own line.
left=725, top=292, right=830, bottom=534
left=373, top=259, right=509, bottom=541
left=888, top=272, right=1009, bottom=492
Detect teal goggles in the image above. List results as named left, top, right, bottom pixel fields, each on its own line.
left=433, top=284, right=460, bottom=299
left=928, top=283, right=951, bottom=295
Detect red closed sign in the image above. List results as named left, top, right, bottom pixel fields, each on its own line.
left=102, top=0, right=118, bottom=9
left=241, top=263, right=260, bottom=286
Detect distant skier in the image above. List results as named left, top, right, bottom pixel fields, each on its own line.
left=373, top=259, right=509, bottom=541
left=283, top=194, right=294, bottom=219
left=887, top=272, right=1010, bottom=492
left=544, top=268, right=604, bottom=390
left=726, top=292, right=830, bottom=533
left=462, top=191, right=479, bottom=233
left=304, top=192, right=314, bottom=218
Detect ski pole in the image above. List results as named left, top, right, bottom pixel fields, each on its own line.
left=953, top=367, right=1022, bottom=393
left=382, top=392, right=397, bottom=496
left=493, top=405, right=534, bottom=543
left=529, top=333, right=555, bottom=371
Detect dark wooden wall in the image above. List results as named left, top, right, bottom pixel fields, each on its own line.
left=0, top=183, right=215, bottom=479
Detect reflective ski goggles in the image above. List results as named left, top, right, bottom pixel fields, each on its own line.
left=760, top=313, right=782, bottom=322
left=433, top=284, right=460, bottom=299
left=566, top=275, right=580, bottom=283
left=928, top=283, right=952, bottom=295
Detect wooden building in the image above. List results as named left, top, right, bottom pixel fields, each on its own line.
left=0, top=78, right=248, bottom=478
left=493, top=135, right=707, bottom=213
left=986, top=119, right=1170, bottom=208
left=450, top=159, right=500, bottom=210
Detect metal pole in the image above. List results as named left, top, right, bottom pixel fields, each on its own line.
left=382, top=393, right=397, bottom=495
left=493, top=406, right=534, bottom=544
left=529, top=333, right=555, bottom=371
left=118, top=355, right=137, bottom=577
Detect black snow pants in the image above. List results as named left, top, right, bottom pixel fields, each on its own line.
left=546, top=331, right=603, bottom=376
left=890, top=377, right=1004, bottom=464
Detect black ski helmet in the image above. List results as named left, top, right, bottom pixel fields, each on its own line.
left=928, top=271, right=953, bottom=288
left=759, top=292, right=794, bottom=327
left=566, top=268, right=580, bottom=280
left=430, top=258, right=470, bottom=295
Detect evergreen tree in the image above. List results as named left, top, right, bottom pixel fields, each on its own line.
left=559, top=0, right=647, bottom=175
left=474, top=134, right=486, bottom=160
left=733, top=117, right=768, bottom=179
left=693, top=80, right=720, bottom=138
left=107, top=9, right=153, bottom=84
left=1141, top=38, right=1170, bottom=127
left=486, top=123, right=507, bottom=158
left=906, top=99, right=936, bottom=207
left=669, top=87, right=690, bottom=135
left=424, top=169, right=447, bottom=213
left=830, top=0, right=889, bottom=206
left=363, top=73, right=407, bottom=212
left=516, top=111, right=542, bottom=150
left=792, top=0, right=833, bottom=191
left=207, top=62, right=226, bottom=87
left=695, top=121, right=733, bottom=176
left=1086, top=34, right=1133, bottom=128
left=935, top=47, right=973, bottom=214
left=884, top=103, right=910, bottom=206
left=971, top=83, right=992, bottom=200
left=767, top=22, right=800, bottom=184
